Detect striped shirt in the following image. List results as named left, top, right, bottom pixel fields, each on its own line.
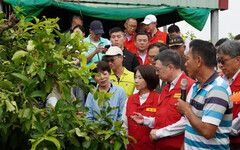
left=185, top=72, right=233, bottom=150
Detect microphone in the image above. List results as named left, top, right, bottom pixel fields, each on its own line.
left=180, top=79, right=188, bottom=101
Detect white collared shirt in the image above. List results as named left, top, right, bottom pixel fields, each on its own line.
left=137, top=50, right=147, bottom=64
left=223, top=69, right=240, bottom=85
left=169, top=72, right=183, bottom=91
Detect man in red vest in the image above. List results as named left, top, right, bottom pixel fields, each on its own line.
left=142, top=14, right=168, bottom=45
left=134, top=32, right=151, bottom=65
left=218, top=40, right=240, bottom=149
left=131, top=49, right=195, bottom=149
left=124, top=18, right=138, bottom=54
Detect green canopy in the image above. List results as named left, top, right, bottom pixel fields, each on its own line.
left=4, top=0, right=212, bottom=31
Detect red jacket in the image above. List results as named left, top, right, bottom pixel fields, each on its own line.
left=126, top=91, right=160, bottom=150
left=124, top=32, right=137, bottom=54
left=154, top=72, right=195, bottom=150
left=148, top=30, right=168, bottom=45
left=230, top=73, right=240, bottom=148
left=135, top=51, right=151, bottom=65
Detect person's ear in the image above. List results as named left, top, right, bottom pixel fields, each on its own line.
left=196, top=56, right=202, bottom=67
left=236, top=56, right=240, bottom=65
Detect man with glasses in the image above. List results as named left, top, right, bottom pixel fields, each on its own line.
left=147, top=43, right=168, bottom=93
left=104, top=46, right=135, bottom=98
left=131, top=49, right=194, bottom=149
left=218, top=40, right=240, bottom=149
left=142, top=14, right=168, bottom=45
left=124, top=18, right=138, bottom=53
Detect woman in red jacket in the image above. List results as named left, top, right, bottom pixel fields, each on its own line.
left=122, top=65, right=159, bottom=150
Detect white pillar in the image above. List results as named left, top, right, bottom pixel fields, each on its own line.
left=211, top=10, right=219, bottom=45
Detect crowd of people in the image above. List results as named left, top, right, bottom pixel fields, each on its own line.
left=46, top=13, right=240, bottom=150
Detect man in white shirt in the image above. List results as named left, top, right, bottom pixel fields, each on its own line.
left=131, top=49, right=195, bottom=149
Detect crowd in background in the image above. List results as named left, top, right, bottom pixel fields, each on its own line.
left=46, top=13, right=240, bottom=150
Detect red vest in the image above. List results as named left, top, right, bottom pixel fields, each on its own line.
left=148, top=30, right=168, bottom=45
left=135, top=51, right=151, bottom=65
left=126, top=91, right=160, bottom=150
left=124, top=32, right=137, bottom=54
left=154, top=72, right=195, bottom=150
left=230, top=73, right=240, bottom=147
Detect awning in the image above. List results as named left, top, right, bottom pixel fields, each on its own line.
left=4, top=0, right=212, bottom=31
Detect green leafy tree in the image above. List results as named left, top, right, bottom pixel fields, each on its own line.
left=0, top=9, right=130, bottom=150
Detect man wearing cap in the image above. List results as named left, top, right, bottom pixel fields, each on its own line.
left=124, top=18, right=138, bottom=54
left=142, top=14, right=168, bottom=45
left=169, top=35, right=187, bottom=74
left=104, top=46, right=135, bottom=98
left=168, top=24, right=191, bottom=54
left=84, top=20, right=110, bottom=66
left=217, top=40, right=240, bottom=149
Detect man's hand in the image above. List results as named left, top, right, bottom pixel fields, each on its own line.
left=95, top=45, right=104, bottom=54
left=131, top=112, right=144, bottom=125
left=177, top=98, right=191, bottom=115
left=150, top=129, right=158, bottom=141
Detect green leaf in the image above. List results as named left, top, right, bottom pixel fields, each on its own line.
left=23, top=108, right=30, bottom=118
left=45, top=126, right=58, bottom=136
left=5, top=100, right=15, bottom=112
left=30, top=137, right=44, bottom=150
left=44, top=136, right=60, bottom=150
left=89, top=140, right=98, bottom=150
left=78, top=54, right=87, bottom=66
left=62, top=85, right=71, bottom=102
left=82, top=140, right=91, bottom=149
left=105, top=134, right=111, bottom=140
left=37, top=67, right=45, bottom=82
left=68, top=133, right=80, bottom=147
left=55, top=99, right=64, bottom=112
left=114, top=140, right=122, bottom=150
left=33, top=121, right=44, bottom=134
left=75, top=128, right=86, bottom=137
left=0, top=107, right=3, bottom=120
left=45, top=77, right=53, bottom=93
left=0, top=80, right=14, bottom=90
left=29, top=90, right=45, bottom=98
left=11, top=73, right=30, bottom=83
left=12, top=50, right=28, bottom=61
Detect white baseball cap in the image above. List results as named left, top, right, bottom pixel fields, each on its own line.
left=142, top=14, right=157, bottom=25
left=105, top=46, right=123, bottom=56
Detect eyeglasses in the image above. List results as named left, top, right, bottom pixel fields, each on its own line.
left=217, top=57, right=235, bottom=65
left=106, top=56, right=120, bottom=63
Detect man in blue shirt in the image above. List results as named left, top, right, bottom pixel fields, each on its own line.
left=84, top=20, right=110, bottom=66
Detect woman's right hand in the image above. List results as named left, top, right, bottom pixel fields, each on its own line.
left=131, top=112, right=144, bottom=125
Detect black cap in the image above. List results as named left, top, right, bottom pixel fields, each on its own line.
left=169, top=35, right=184, bottom=47
left=90, top=20, right=104, bottom=34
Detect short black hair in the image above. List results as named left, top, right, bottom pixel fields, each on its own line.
left=134, top=65, right=159, bottom=90
left=215, top=38, right=229, bottom=47
left=109, top=27, right=124, bottom=36
left=72, top=25, right=85, bottom=34
left=92, top=61, right=111, bottom=76
left=154, top=49, right=181, bottom=69
left=190, top=39, right=216, bottom=67
left=135, top=32, right=149, bottom=41
left=148, top=43, right=169, bottom=53
left=168, top=25, right=180, bottom=33
left=234, top=34, right=240, bottom=40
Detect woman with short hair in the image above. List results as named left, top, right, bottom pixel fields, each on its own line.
left=122, top=65, right=159, bottom=150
